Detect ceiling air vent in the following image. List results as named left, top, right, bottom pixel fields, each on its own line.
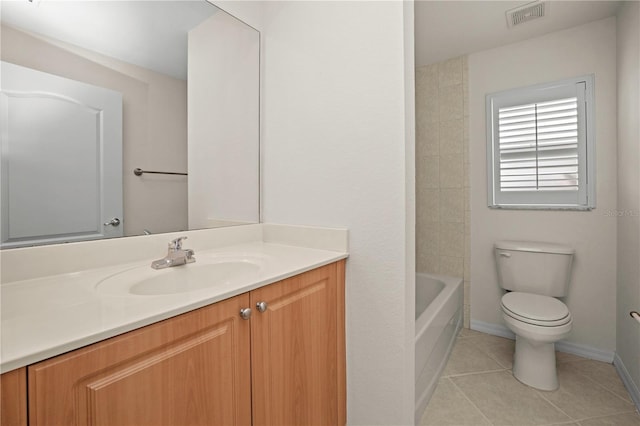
left=506, top=1, right=546, bottom=28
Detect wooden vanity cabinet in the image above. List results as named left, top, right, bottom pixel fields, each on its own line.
left=28, top=293, right=252, bottom=426
left=1, top=368, right=27, bottom=426
left=251, top=261, right=346, bottom=426
left=3, top=260, right=345, bottom=426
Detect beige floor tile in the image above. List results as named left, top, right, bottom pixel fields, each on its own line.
left=467, top=334, right=515, bottom=369
left=579, top=412, right=640, bottom=426
left=420, top=378, right=490, bottom=426
left=451, top=371, right=572, bottom=425
left=556, top=351, right=587, bottom=364
left=467, top=332, right=513, bottom=346
left=538, top=363, right=635, bottom=420
left=442, top=339, right=504, bottom=376
left=422, top=332, right=639, bottom=426
left=548, top=423, right=580, bottom=426
left=457, top=328, right=484, bottom=339
left=560, top=359, right=632, bottom=403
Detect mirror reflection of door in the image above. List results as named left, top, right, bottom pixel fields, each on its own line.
left=0, top=61, right=123, bottom=248
left=0, top=1, right=260, bottom=248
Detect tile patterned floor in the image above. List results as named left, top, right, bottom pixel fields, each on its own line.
left=420, top=329, right=640, bottom=426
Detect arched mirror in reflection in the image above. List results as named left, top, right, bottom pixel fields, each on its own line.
left=0, top=0, right=260, bottom=249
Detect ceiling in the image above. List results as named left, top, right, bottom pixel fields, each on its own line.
left=415, top=0, right=622, bottom=67
left=0, top=1, right=220, bottom=80
left=1, top=1, right=622, bottom=76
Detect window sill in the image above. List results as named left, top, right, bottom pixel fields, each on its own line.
left=488, top=204, right=594, bottom=211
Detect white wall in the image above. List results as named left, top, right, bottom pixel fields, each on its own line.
left=616, top=0, right=640, bottom=399
left=260, top=1, right=415, bottom=424
left=188, top=10, right=260, bottom=228
left=212, top=1, right=264, bottom=32
left=469, top=18, right=618, bottom=353
left=1, top=25, right=188, bottom=237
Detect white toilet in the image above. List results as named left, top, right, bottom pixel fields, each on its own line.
left=495, top=241, right=574, bottom=391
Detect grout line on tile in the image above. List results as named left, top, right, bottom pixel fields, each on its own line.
left=565, top=409, right=640, bottom=423
left=559, top=362, right=637, bottom=406
left=443, top=367, right=509, bottom=379
left=469, top=339, right=513, bottom=369
left=448, top=375, right=495, bottom=426
left=532, top=391, right=576, bottom=423
left=590, top=381, right=637, bottom=406
left=533, top=382, right=634, bottom=425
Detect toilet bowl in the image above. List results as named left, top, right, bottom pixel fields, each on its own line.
left=501, top=292, right=572, bottom=390
left=494, top=241, right=575, bottom=391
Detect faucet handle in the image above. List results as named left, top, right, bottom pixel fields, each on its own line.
left=169, top=236, right=188, bottom=250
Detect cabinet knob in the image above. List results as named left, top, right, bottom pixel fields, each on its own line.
left=240, top=308, right=252, bottom=320
left=256, top=301, right=268, bottom=313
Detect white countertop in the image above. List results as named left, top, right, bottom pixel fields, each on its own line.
left=1, top=241, right=347, bottom=373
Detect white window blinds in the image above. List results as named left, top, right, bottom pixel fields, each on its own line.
left=487, top=77, right=594, bottom=209
left=498, top=97, right=579, bottom=192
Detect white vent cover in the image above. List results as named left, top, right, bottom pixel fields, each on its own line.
left=506, top=1, right=546, bottom=28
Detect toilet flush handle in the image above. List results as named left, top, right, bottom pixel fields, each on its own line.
left=630, top=311, right=640, bottom=324
left=499, top=251, right=511, bottom=258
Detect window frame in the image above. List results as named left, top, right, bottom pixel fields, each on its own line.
left=486, top=75, right=596, bottom=210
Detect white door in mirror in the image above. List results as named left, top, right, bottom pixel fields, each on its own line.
left=0, top=61, right=123, bottom=248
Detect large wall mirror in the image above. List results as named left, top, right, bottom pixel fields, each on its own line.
left=0, top=0, right=260, bottom=249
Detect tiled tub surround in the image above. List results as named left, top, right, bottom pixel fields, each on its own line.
left=0, top=224, right=348, bottom=373
left=416, top=56, right=471, bottom=327
left=420, top=329, right=640, bottom=426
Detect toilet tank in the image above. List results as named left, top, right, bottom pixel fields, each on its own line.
left=495, top=241, right=574, bottom=297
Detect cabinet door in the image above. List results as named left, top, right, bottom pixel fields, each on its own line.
left=1, top=368, right=27, bottom=426
left=28, top=294, right=251, bottom=426
left=250, top=261, right=346, bottom=426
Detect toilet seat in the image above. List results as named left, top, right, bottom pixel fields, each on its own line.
left=501, top=292, right=571, bottom=327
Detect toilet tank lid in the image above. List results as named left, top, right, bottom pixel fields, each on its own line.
left=495, top=240, right=574, bottom=255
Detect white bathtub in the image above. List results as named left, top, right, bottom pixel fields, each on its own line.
left=414, top=272, right=463, bottom=424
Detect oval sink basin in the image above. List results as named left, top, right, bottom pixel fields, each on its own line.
left=96, top=258, right=263, bottom=296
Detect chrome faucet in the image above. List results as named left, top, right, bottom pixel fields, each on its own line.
left=151, top=236, right=196, bottom=269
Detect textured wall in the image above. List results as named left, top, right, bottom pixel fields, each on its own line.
left=260, top=2, right=415, bottom=424
left=416, top=56, right=471, bottom=327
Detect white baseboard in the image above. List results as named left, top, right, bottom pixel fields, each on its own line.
left=555, top=339, right=615, bottom=363
left=614, top=354, right=640, bottom=412
left=470, top=320, right=615, bottom=363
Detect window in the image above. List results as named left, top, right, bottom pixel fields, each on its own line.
left=486, top=76, right=595, bottom=210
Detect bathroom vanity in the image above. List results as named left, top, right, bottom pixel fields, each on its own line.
left=0, top=2, right=350, bottom=423
left=0, top=225, right=348, bottom=426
